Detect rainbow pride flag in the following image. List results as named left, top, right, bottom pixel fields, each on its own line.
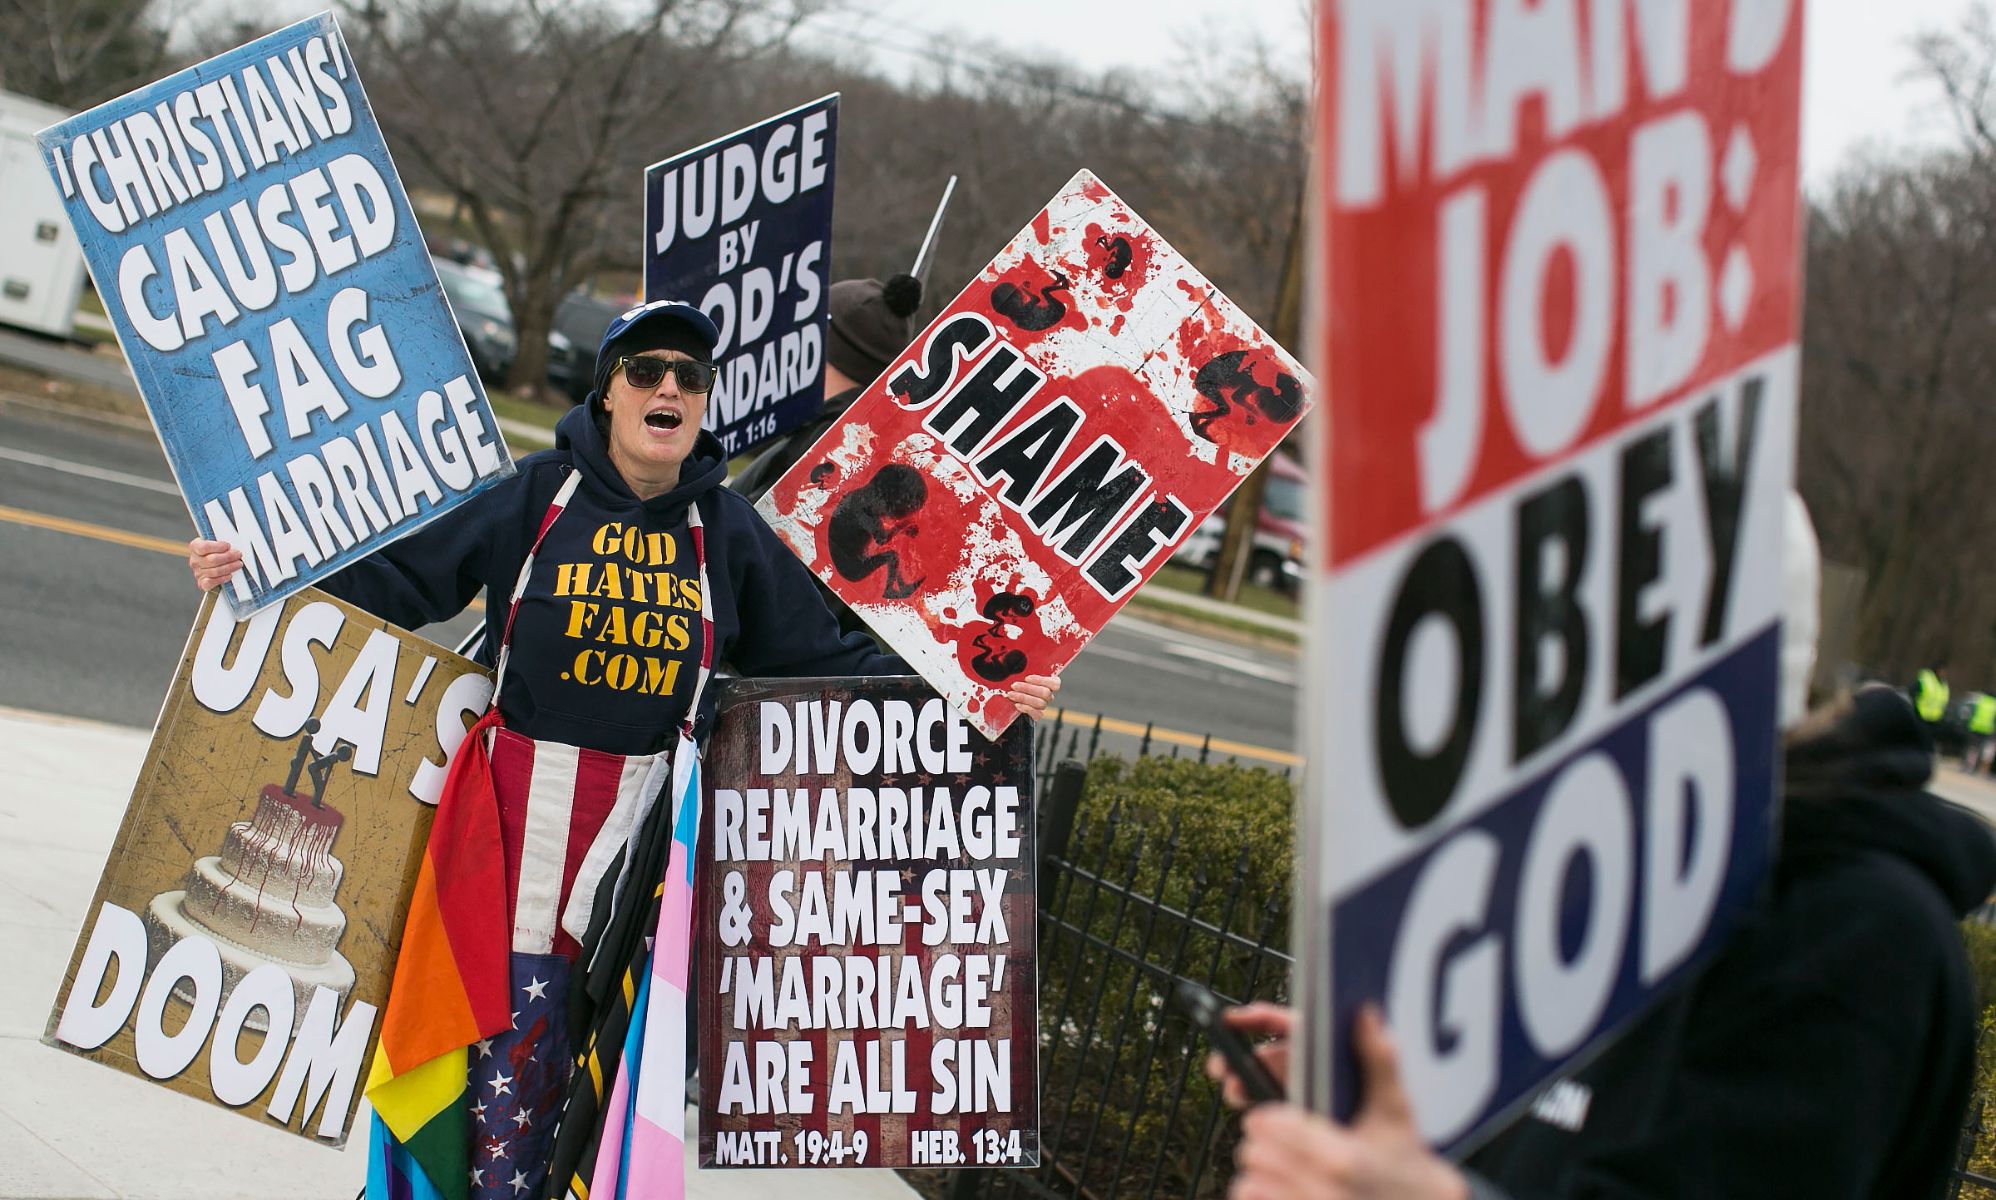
left=365, top=709, right=513, bottom=1198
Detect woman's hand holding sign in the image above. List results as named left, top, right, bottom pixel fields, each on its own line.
left=1006, top=674, right=1059, bottom=722
left=189, top=538, right=243, bottom=592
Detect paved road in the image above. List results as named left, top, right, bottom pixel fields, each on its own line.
left=0, top=326, right=136, bottom=394
left=0, top=398, right=1302, bottom=765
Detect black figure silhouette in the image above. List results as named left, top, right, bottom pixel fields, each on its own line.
left=280, top=718, right=353, bottom=808
left=1096, top=234, right=1134, bottom=279
left=1189, top=350, right=1306, bottom=442
left=991, top=270, right=1071, bottom=332
left=969, top=592, right=1036, bottom=682
left=828, top=464, right=929, bottom=599
left=807, top=461, right=837, bottom=488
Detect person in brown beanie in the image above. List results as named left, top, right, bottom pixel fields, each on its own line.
left=732, top=272, right=923, bottom=501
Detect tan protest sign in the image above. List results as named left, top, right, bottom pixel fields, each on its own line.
left=43, top=588, right=492, bottom=1146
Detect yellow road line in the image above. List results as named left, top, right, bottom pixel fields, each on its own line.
left=1041, top=705, right=1302, bottom=769
left=0, top=503, right=185, bottom=555
left=0, top=504, right=486, bottom=610
left=0, top=505, right=1290, bottom=763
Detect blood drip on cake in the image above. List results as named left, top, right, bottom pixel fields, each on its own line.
left=214, top=783, right=344, bottom=936
left=142, top=721, right=358, bottom=1034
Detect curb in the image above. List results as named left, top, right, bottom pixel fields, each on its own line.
left=1122, top=593, right=1301, bottom=652
left=0, top=384, right=153, bottom=433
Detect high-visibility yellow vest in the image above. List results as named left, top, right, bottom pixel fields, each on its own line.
left=1916, top=669, right=1951, bottom=722
left=1971, top=694, right=1996, bottom=736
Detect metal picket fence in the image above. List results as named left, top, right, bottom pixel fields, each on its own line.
left=1028, top=708, right=1293, bottom=796
left=908, top=760, right=1292, bottom=1200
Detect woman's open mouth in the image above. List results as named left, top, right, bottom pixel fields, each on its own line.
left=644, top=409, right=683, bottom=431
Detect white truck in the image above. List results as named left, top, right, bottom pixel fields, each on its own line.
left=0, top=89, right=86, bottom=339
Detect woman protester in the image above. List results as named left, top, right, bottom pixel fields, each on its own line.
left=188, top=299, right=1058, bottom=1198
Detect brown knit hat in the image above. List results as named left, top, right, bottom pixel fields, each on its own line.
left=825, top=274, right=923, bottom=388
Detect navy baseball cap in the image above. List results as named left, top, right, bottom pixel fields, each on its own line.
left=590, top=299, right=721, bottom=410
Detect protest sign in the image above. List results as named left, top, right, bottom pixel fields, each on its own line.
left=758, top=170, right=1312, bottom=738
left=699, top=676, right=1037, bottom=1169
left=36, top=13, right=513, bottom=615
left=645, top=94, right=838, bottom=457
left=44, top=588, right=492, bottom=1146
left=1299, top=0, right=1804, bottom=1151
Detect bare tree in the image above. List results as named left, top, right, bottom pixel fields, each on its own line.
left=1787, top=3, right=1996, bottom=682
left=1800, top=154, right=1996, bottom=678
left=0, top=0, right=179, bottom=109
left=1915, top=3, right=1996, bottom=165
left=343, top=0, right=824, bottom=399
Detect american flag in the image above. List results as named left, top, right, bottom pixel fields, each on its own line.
left=468, top=954, right=573, bottom=1199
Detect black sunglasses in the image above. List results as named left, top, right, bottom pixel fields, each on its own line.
left=618, top=354, right=716, bottom=393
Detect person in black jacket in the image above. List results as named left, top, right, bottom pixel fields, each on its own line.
left=1212, top=683, right=1996, bottom=1200
left=731, top=273, right=924, bottom=503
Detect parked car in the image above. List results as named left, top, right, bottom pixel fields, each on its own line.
left=546, top=291, right=628, bottom=403
left=432, top=257, right=516, bottom=385
left=1170, top=451, right=1308, bottom=591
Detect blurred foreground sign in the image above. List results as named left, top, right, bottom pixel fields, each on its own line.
left=1301, top=0, right=1805, bottom=1150
left=35, top=14, right=513, bottom=615
left=758, top=170, right=1311, bottom=738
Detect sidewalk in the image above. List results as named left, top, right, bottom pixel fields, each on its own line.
left=0, top=706, right=914, bottom=1200
left=1125, top=582, right=1303, bottom=641
left=1934, top=761, right=1996, bottom=827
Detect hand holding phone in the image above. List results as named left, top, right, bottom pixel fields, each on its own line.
left=1173, top=980, right=1286, bottom=1105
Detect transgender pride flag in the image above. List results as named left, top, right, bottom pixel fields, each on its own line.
left=589, top=732, right=703, bottom=1199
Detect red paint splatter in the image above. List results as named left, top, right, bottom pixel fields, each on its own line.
left=1171, top=311, right=1303, bottom=463
left=1084, top=222, right=1156, bottom=309
left=968, top=258, right=1089, bottom=347
left=952, top=579, right=1041, bottom=686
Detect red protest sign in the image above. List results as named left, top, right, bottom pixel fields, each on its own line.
left=757, top=170, right=1311, bottom=738
left=1317, top=3, right=1802, bottom=567
left=1302, top=0, right=1804, bottom=1148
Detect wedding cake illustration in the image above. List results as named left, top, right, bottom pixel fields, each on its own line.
left=144, top=720, right=357, bottom=1031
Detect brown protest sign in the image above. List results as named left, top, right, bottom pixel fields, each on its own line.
left=43, top=588, right=492, bottom=1146
left=699, top=676, right=1038, bottom=1169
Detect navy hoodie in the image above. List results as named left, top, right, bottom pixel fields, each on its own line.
left=322, top=404, right=903, bottom=754
left=1464, top=686, right=1996, bottom=1199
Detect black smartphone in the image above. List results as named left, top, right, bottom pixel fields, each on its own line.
left=1172, top=980, right=1285, bottom=1104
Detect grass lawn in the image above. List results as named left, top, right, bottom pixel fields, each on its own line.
left=485, top=387, right=565, bottom=431
left=1148, top=561, right=1299, bottom=620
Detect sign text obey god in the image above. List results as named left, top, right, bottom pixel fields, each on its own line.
left=1304, top=0, right=1804, bottom=1150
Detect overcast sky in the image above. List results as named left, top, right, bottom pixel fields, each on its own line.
left=800, top=0, right=1981, bottom=186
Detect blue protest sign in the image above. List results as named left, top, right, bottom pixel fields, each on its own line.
left=644, top=94, right=837, bottom=458
left=37, top=13, right=513, bottom=615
